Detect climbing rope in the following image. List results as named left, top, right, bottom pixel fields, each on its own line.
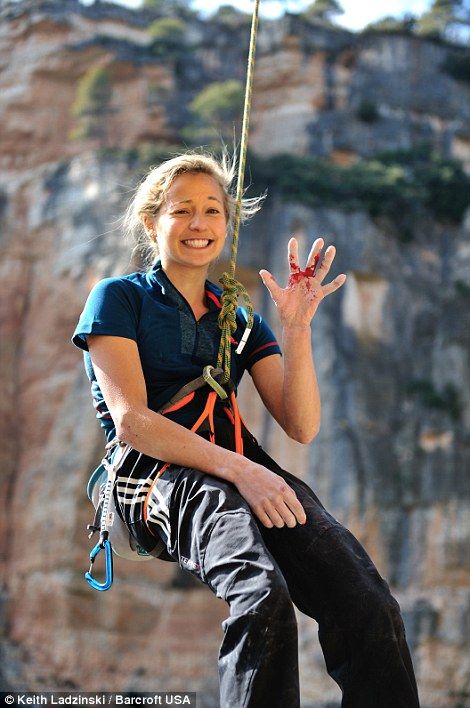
left=216, top=0, right=261, bottom=382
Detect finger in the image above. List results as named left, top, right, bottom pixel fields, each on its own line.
left=264, top=504, right=286, bottom=529
left=315, top=245, right=336, bottom=284
left=285, top=494, right=307, bottom=525
left=306, top=237, right=324, bottom=270
left=276, top=501, right=298, bottom=528
left=259, top=269, right=283, bottom=300
left=255, top=506, right=274, bottom=528
left=322, top=274, right=347, bottom=297
left=288, top=237, right=300, bottom=273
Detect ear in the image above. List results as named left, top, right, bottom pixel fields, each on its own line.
left=143, top=217, right=159, bottom=242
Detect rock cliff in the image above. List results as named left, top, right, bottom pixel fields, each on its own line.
left=1, top=1, right=469, bottom=706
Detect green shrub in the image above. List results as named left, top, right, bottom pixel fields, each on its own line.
left=364, top=15, right=416, bottom=34
left=185, top=80, right=244, bottom=142
left=71, top=66, right=112, bottom=140
left=303, top=0, right=344, bottom=22
left=213, top=5, right=250, bottom=26
left=149, top=17, right=186, bottom=42
left=442, top=51, right=470, bottom=84
left=149, top=17, right=187, bottom=56
left=454, top=280, right=470, bottom=298
left=356, top=100, right=380, bottom=123
left=143, top=0, right=191, bottom=12
left=72, top=66, right=112, bottom=119
left=406, top=379, right=462, bottom=421
left=250, top=145, right=470, bottom=226
left=190, top=80, right=244, bottom=126
left=377, top=145, right=470, bottom=223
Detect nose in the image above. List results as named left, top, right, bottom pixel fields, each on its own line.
left=189, top=212, right=207, bottom=231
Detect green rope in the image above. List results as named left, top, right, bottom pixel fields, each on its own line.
left=217, top=0, right=260, bottom=382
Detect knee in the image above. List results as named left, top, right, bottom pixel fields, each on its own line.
left=261, top=572, right=295, bottom=623
left=357, top=583, right=406, bottom=641
left=231, top=564, right=295, bottom=626
left=243, top=572, right=298, bottom=646
left=386, top=593, right=407, bottom=640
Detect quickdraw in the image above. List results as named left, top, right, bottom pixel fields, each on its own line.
left=85, top=438, right=129, bottom=591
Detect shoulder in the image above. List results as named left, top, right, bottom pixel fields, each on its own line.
left=85, top=271, right=151, bottom=306
left=88, top=271, right=146, bottom=294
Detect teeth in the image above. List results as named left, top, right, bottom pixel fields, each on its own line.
left=183, top=239, right=211, bottom=248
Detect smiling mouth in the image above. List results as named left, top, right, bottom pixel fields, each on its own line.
left=182, top=239, right=214, bottom=249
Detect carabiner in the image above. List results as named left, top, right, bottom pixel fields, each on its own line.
left=203, top=365, right=228, bottom=400
left=85, top=538, right=113, bottom=591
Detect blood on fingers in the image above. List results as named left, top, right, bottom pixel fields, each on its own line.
left=288, top=252, right=321, bottom=289
left=289, top=253, right=300, bottom=273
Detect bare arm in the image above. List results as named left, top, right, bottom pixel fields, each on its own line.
left=250, top=324, right=320, bottom=444
left=254, top=237, right=346, bottom=444
left=87, top=334, right=306, bottom=528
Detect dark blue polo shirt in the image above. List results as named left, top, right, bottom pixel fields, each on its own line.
left=72, top=261, right=281, bottom=440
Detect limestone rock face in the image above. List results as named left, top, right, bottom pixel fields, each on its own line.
left=1, top=2, right=469, bottom=707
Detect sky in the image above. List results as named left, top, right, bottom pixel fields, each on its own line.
left=103, top=0, right=434, bottom=31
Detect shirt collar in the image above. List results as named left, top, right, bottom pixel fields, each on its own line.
left=147, top=259, right=222, bottom=312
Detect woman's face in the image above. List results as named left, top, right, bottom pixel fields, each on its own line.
left=152, top=172, right=228, bottom=271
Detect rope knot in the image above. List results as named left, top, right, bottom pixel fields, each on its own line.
left=218, top=272, right=242, bottom=334
left=216, top=271, right=254, bottom=381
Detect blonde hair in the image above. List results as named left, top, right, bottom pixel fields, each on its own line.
left=122, top=150, right=265, bottom=265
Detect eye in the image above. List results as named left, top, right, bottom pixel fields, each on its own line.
left=207, top=207, right=221, bottom=214
left=172, top=209, right=189, bottom=215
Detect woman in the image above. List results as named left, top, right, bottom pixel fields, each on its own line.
left=72, top=152, right=420, bottom=707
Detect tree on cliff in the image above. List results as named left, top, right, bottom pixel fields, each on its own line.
left=142, top=0, right=194, bottom=17
left=302, top=0, right=344, bottom=22
left=365, top=14, right=417, bottom=34
left=212, top=5, right=251, bottom=27
left=148, top=17, right=187, bottom=56
left=70, top=66, right=112, bottom=144
left=417, top=0, right=470, bottom=39
left=185, top=80, right=244, bottom=144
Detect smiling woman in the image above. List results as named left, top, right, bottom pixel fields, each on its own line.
left=122, top=152, right=263, bottom=269
left=72, top=150, right=420, bottom=708
left=142, top=173, right=228, bottom=271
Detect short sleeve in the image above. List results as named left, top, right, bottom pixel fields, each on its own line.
left=71, top=277, right=141, bottom=352
left=242, top=312, right=282, bottom=371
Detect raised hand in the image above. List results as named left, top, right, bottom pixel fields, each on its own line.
left=259, top=237, right=347, bottom=328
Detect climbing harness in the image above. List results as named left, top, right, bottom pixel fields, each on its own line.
left=85, top=0, right=261, bottom=591
left=85, top=367, right=246, bottom=590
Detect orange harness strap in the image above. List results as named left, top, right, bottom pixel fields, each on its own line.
left=144, top=389, right=236, bottom=523
left=229, top=391, right=244, bottom=455
left=161, top=391, right=195, bottom=415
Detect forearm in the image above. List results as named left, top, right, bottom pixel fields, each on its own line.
left=117, top=405, right=249, bottom=484
left=281, top=324, right=321, bottom=443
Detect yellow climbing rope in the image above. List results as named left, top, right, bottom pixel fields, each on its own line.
left=216, top=0, right=261, bottom=382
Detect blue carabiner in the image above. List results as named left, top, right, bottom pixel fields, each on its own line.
left=85, top=539, right=113, bottom=591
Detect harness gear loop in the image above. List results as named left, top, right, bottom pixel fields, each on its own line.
left=217, top=0, right=261, bottom=381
